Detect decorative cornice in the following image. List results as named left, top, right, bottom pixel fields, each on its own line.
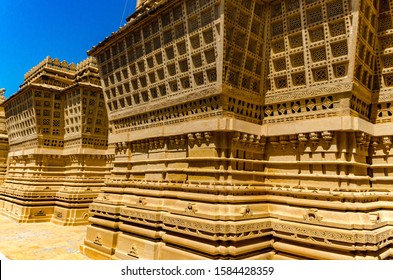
left=265, top=82, right=353, bottom=104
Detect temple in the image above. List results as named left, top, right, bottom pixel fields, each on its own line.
left=79, top=0, right=393, bottom=260
left=1, top=0, right=393, bottom=260
left=0, top=57, right=112, bottom=225
left=0, top=89, right=9, bottom=185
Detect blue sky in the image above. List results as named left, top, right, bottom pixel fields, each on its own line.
left=0, top=0, right=136, bottom=98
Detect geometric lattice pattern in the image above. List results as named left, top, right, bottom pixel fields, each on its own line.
left=354, top=0, right=378, bottom=91
left=98, top=0, right=220, bottom=119
left=223, top=0, right=265, bottom=94
left=267, top=0, right=350, bottom=93
left=0, top=57, right=110, bottom=226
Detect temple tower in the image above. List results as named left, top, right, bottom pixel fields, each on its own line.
left=0, top=57, right=111, bottom=225
left=81, top=0, right=393, bottom=260
left=53, top=57, right=111, bottom=226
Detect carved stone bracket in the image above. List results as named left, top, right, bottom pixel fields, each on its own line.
left=355, top=132, right=371, bottom=151
left=370, top=137, right=380, bottom=154
left=204, top=132, right=213, bottom=145
left=195, top=133, right=203, bottom=145
left=132, top=140, right=150, bottom=152
left=34, top=209, right=46, bottom=216
left=279, top=135, right=289, bottom=150
left=188, top=133, right=195, bottom=146
left=309, top=132, right=320, bottom=148
left=187, top=132, right=214, bottom=147
left=94, top=234, right=102, bottom=246
left=382, top=136, right=392, bottom=152
left=321, top=131, right=334, bottom=148
left=298, top=133, right=308, bottom=149
left=233, top=132, right=265, bottom=152
left=232, top=132, right=240, bottom=144
left=289, top=135, right=299, bottom=150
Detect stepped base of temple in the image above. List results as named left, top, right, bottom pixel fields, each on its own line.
left=0, top=153, right=110, bottom=225
left=51, top=206, right=91, bottom=226
left=79, top=128, right=393, bottom=260
left=0, top=201, right=54, bottom=223
left=0, top=184, right=101, bottom=225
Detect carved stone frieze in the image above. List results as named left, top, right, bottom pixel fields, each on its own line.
left=265, top=83, right=353, bottom=104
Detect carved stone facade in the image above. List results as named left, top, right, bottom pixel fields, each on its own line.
left=0, top=57, right=112, bottom=226
left=0, top=89, right=9, bottom=184
left=78, top=0, right=393, bottom=259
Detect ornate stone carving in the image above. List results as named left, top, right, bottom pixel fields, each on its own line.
left=309, top=132, right=320, bottom=148
left=127, top=244, right=139, bottom=258
left=298, top=133, right=308, bottom=148
left=356, top=132, right=370, bottom=150
left=185, top=203, right=197, bottom=214
left=321, top=131, right=334, bottom=148
left=187, top=133, right=195, bottom=146
left=240, top=205, right=252, bottom=216
left=94, top=234, right=103, bottom=246
left=370, top=137, right=380, bottom=154
left=382, top=136, right=392, bottom=152
left=204, top=132, right=213, bottom=145
left=279, top=136, right=289, bottom=150
left=195, top=133, right=203, bottom=146
left=289, top=135, right=299, bottom=150
left=303, top=209, right=323, bottom=223
left=34, top=209, right=46, bottom=217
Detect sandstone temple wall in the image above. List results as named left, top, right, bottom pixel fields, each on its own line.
left=0, top=89, right=9, bottom=185
left=78, top=0, right=393, bottom=260
left=1, top=0, right=393, bottom=260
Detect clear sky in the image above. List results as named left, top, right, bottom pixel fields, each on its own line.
left=0, top=0, right=137, bottom=98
